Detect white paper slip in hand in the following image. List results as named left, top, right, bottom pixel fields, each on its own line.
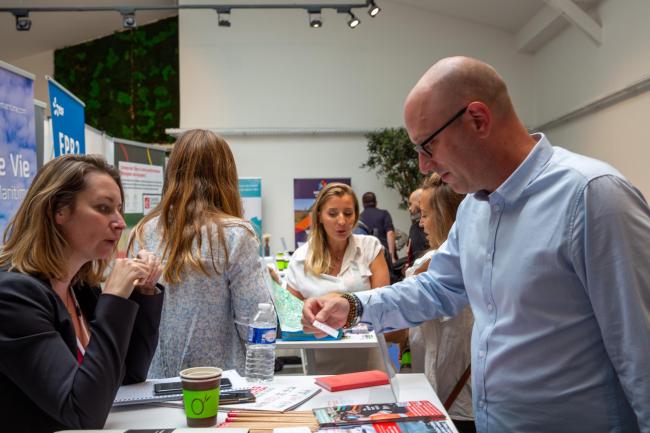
left=312, top=320, right=339, bottom=338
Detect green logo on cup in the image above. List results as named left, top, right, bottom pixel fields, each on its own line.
left=183, top=389, right=219, bottom=419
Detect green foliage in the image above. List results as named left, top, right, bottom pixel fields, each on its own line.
left=54, top=17, right=179, bottom=143
left=362, top=128, right=424, bottom=209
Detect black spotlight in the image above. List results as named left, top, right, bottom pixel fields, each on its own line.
left=218, top=10, right=231, bottom=27
left=14, top=12, right=32, bottom=31
left=368, top=0, right=381, bottom=17
left=347, top=11, right=360, bottom=28
left=309, top=11, right=322, bottom=28
left=121, top=12, right=136, bottom=28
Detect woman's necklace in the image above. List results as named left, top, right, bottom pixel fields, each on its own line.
left=66, top=288, right=90, bottom=347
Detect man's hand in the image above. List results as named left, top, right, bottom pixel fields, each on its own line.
left=301, top=295, right=350, bottom=338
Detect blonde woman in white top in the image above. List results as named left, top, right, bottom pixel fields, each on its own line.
left=286, top=183, right=389, bottom=374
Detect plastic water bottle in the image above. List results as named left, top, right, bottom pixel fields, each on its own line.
left=245, top=303, right=277, bottom=382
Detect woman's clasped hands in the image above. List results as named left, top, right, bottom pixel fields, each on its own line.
left=103, top=250, right=163, bottom=298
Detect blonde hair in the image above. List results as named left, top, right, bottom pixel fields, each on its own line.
left=305, top=183, right=359, bottom=275
left=129, top=129, right=246, bottom=284
left=421, top=173, right=465, bottom=249
left=0, top=154, right=123, bottom=286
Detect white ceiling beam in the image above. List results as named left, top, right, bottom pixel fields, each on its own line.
left=516, top=5, right=565, bottom=54
left=544, top=0, right=601, bottom=45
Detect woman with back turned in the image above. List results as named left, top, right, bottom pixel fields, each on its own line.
left=0, top=154, right=163, bottom=433
left=129, top=129, right=271, bottom=377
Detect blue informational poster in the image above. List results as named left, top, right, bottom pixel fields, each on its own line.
left=0, top=61, right=37, bottom=235
left=239, top=177, right=263, bottom=254
left=47, top=76, right=85, bottom=156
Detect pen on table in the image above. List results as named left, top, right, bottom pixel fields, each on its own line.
left=225, top=414, right=317, bottom=421
left=226, top=410, right=313, bottom=417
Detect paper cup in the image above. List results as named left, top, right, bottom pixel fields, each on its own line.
left=179, top=367, right=222, bottom=427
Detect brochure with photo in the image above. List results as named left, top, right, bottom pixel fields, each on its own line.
left=313, top=401, right=445, bottom=428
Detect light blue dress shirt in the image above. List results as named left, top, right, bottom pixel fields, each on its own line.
left=357, top=134, right=650, bottom=433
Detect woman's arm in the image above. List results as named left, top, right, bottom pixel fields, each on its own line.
left=286, top=284, right=305, bottom=301
left=123, top=285, right=164, bottom=384
left=369, top=250, right=390, bottom=288
left=226, top=225, right=273, bottom=342
left=0, top=273, right=142, bottom=429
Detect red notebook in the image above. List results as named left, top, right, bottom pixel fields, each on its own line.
left=314, top=370, right=389, bottom=392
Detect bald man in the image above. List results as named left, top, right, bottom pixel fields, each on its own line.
left=302, top=57, right=650, bottom=433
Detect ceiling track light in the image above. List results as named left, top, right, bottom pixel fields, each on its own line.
left=368, top=0, right=381, bottom=17
left=347, top=11, right=360, bottom=28
left=1, top=2, right=380, bottom=31
left=13, top=10, right=31, bottom=31
left=308, top=10, right=322, bottom=28
left=217, top=9, right=231, bottom=27
left=121, top=10, right=136, bottom=28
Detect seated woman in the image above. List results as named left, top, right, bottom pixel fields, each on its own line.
left=406, top=173, right=474, bottom=432
left=129, top=129, right=271, bottom=378
left=286, top=183, right=389, bottom=374
left=0, top=154, right=163, bottom=433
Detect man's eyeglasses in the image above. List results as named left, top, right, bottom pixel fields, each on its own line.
left=413, top=106, right=468, bottom=158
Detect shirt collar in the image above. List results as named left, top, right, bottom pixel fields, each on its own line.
left=293, top=235, right=363, bottom=268
left=338, top=235, right=363, bottom=275
left=473, top=133, right=553, bottom=203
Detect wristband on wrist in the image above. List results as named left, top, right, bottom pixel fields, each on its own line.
left=341, top=293, right=362, bottom=328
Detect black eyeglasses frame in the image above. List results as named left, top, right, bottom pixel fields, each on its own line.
left=413, top=106, right=468, bottom=158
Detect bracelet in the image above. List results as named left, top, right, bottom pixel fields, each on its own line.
left=341, top=293, right=362, bottom=329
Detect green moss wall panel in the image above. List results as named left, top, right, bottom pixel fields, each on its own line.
left=54, top=17, right=179, bottom=143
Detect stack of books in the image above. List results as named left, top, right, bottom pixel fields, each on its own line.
left=312, top=401, right=452, bottom=433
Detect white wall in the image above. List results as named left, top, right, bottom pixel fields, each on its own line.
left=532, top=0, right=650, bottom=196
left=11, top=50, right=54, bottom=107
left=179, top=0, right=534, bottom=251
left=228, top=133, right=404, bottom=253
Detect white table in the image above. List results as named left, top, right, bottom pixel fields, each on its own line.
left=104, top=374, right=458, bottom=433
left=276, top=331, right=379, bottom=374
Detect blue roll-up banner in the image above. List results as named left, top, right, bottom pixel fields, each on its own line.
left=0, top=61, right=37, bottom=234
left=47, top=76, right=85, bottom=156
left=239, top=178, right=263, bottom=254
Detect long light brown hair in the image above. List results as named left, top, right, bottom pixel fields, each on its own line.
left=421, top=173, right=465, bottom=249
left=129, top=129, right=246, bottom=284
left=305, top=183, right=359, bottom=275
left=0, top=154, right=123, bottom=286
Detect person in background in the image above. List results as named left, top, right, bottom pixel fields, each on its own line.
left=0, top=154, right=163, bottom=433
left=404, top=188, right=429, bottom=271
left=302, top=56, right=650, bottom=433
left=286, top=182, right=389, bottom=374
left=359, top=192, right=398, bottom=265
left=129, top=129, right=271, bottom=378
left=406, top=173, right=474, bottom=433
